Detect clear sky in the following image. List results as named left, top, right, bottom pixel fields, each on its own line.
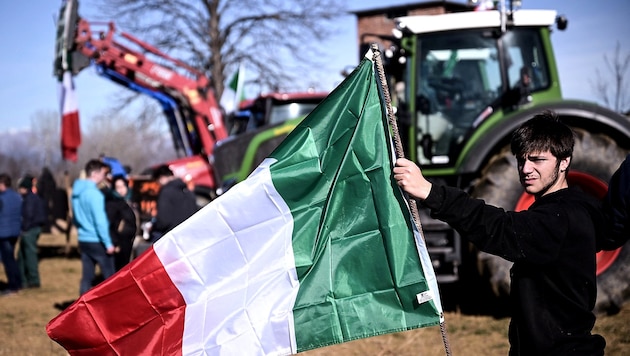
left=0, top=0, right=628, bottom=133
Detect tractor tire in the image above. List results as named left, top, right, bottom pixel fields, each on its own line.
left=470, top=128, right=629, bottom=315
left=596, top=240, right=630, bottom=315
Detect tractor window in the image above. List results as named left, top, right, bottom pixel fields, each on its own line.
left=269, top=102, right=319, bottom=125
left=415, top=30, right=501, bottom=163
left=503, top=29, right=550, bottom=92
left=412, top=28, right=551, bottom=164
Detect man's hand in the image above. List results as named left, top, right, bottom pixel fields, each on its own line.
left=393, top=158, right=432, bottom=200
left=106, top=246, right=115, bottom=255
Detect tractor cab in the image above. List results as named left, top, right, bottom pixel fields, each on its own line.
left=392, top=9, right=565, bottom=165
left=228, top=92, right=327, bottom=136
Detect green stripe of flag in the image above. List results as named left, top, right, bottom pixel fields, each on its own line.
left=269, top=54, right=441, bottom=352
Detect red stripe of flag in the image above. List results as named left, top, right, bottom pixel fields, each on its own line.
left=59, top=71, right=81, bottom=162
left=47, top=248, right=186, bottom=355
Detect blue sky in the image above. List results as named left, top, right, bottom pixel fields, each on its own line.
left=0, top=0, right=628, bottom=133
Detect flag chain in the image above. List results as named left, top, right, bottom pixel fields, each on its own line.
left=371, top=43, right=453, bottom=356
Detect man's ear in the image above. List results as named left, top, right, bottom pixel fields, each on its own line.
left=560, top=157, right=571, bottom=172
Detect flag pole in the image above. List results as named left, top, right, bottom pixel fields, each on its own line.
left=371, top=43, right=453, bottom=356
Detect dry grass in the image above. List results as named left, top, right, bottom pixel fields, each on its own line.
left=1, top=249, right=629, bottom=355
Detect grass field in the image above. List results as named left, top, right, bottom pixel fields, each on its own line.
left=1, top=245, right=629, bottom=355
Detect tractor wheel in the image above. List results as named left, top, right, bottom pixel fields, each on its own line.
left=471, top=128, right=629, bottom=315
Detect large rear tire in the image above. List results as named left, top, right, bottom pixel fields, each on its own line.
left=470, top=128, right=629, bottom=314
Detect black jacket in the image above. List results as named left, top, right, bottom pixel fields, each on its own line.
left=423, top=185, right=606, bottom=355
left=152, top=178, right=198, bottom=240
left=602, top=154, right=630, bottom=250
left=21, top=191, right=47, bottom=231
left=105, top=196, right=137, bottom=247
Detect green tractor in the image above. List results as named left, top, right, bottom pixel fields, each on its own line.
left=378, top=3, right=630, bottom=314
left=212, top=92, right=328, bottom=194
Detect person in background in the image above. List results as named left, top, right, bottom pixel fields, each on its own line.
left=394, top=111, right=606, bottom=355
left=105, top=175, right=138, bottom=271
left=0, top=173, right=23, bottom=295
left=72, top=159, right=115, bottom=295
left=148, top=165, right=198, bottom=243
left=36, top=167, right=55, bottom=234
left=17, top=175, right=47, bottom=289
left=602, top=154, right=630, bottom=250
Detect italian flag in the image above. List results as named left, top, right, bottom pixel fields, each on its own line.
left=47, top=53, right=443, bottom=355
left=58, top=70, right=81, bottom=162
left=220, top=63, right=246, bottom=113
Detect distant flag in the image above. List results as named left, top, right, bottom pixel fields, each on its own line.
left=55, top=0, right=82, bottom=162
left=220, top=63, right=246, bottom=113
left=46, top=50, right=442, bottom=355
left=58, top=71, right=81, bottom=162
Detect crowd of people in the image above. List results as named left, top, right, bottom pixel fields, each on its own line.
left=72, top=159, right=198, bottom=295
left=0, top=173, right=47, bottom=295
left=0, top=157, right=199, bottom=297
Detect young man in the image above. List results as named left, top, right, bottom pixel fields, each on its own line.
left=17, top=176, right=47, bottom=289
left=72, top=159, right=115, bottom=295
left=0, top=173, right=23, bottom=295
left=394, top=111, right=606, bottom=355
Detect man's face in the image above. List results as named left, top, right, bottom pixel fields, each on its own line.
left=517, top=150, right=569, bottom=197
left=93, top=167, right=108, bottom=184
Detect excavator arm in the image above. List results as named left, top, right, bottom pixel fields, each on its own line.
left=54, top=0, right=227, bottom=160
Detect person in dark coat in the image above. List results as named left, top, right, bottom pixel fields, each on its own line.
left=602, top=154, right=630, bottom=250
left=0, top=173, right=23, bottom=295
left=36, top=167, right=55, bottom=233
left=148, top=165, right=198, bottom=243
left=105, top=175, right=138, bottom=271
left=394, top=111, right=606, bottom=355
left=17, top=176, right=47, bottom=288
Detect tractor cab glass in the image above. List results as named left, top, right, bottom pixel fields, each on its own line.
left=411, top=28, right=550, bottom=164
left=228, top=97, right=321, bottom=135
left=268, top=102, right=319, bottom=126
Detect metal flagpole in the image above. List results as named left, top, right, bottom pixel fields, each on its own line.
left=371, top=43, right=453, bottom=356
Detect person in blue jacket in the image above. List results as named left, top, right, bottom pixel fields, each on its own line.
left=72, top=159, right=115, bottom=295
left=0, top=173, right=23, bottom=295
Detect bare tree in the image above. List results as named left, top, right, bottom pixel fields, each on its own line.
left=18, top=106, right=176, bottom=184
left=591, top=42, right=630, bottom=114
left=92, top=0, right=346, bottom=106
left=28, top=110, right=63, bottom=168
left=81, top=105, right=177, bottom=175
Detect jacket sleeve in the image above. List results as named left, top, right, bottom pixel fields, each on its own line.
left=120, top=204, right=138, bottom=239
left=151, top=190, right=172, bottom=233
left=22, top=195, right=36, bottom=231
left=422, top=185, right=568, bottom=264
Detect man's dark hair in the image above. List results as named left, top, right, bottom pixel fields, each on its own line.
left=0, top=173, right=12, bottom=187
left=511, top=110, right=575, bottom=161
left=152, top=165, right=174, bottom=180
left=85, top=159, right=108, bottom=177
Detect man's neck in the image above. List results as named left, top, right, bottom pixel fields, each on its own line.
left=536, top=175, right=569, bottom=199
